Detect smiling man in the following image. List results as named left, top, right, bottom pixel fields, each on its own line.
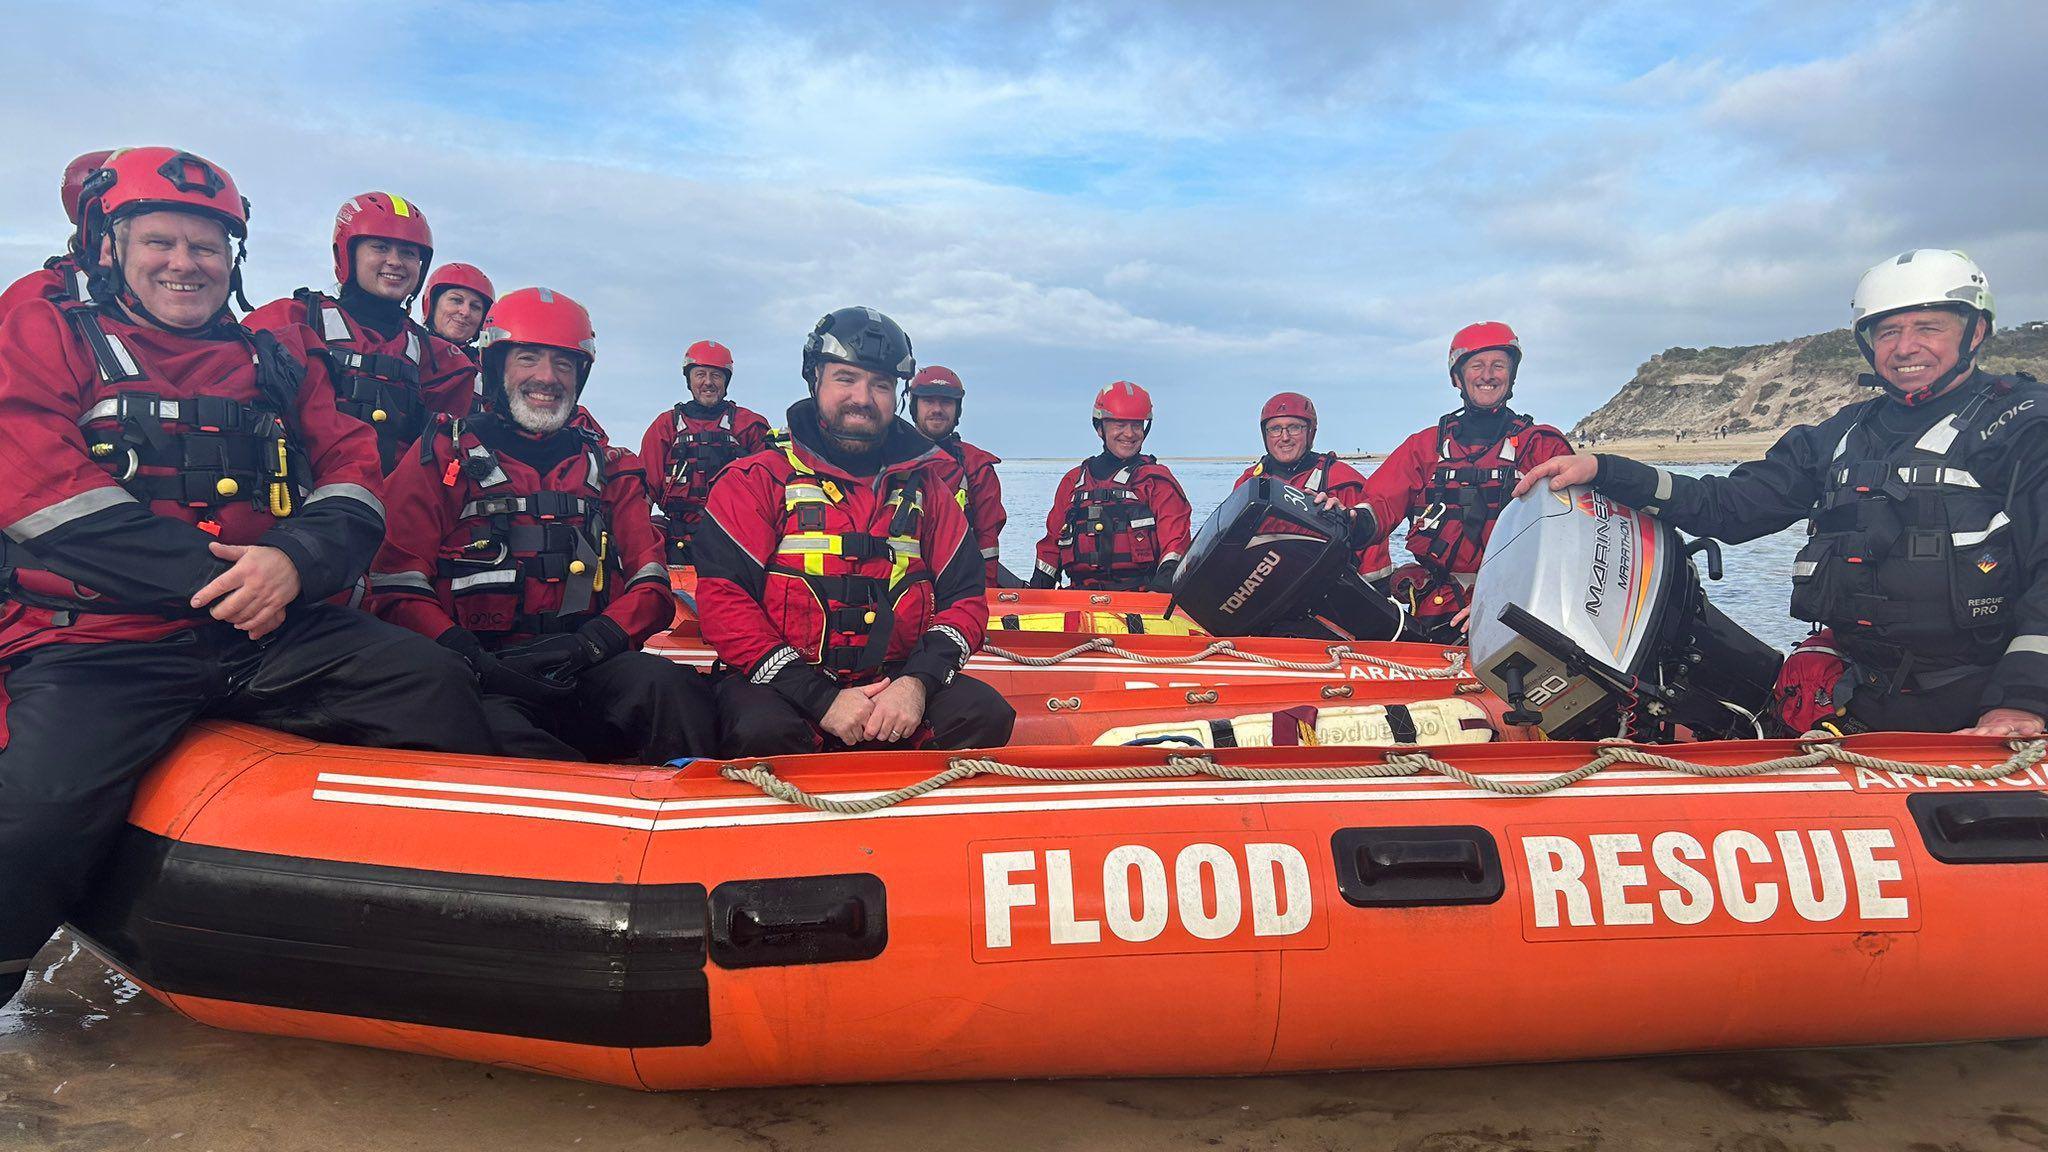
left=640, top=339, right=771, bottom=565
left=1351, top=322, right=1573, bottom=642
left=246, top=193, right=476, bottom=472
left=1517, top=251, right=2048, bottom=739
left=367, top=287, right=716, bottom=763
left=1032, top=380, right=1193, bottom=592
left=1234, top=392, right=1391, bottom=589
left=691, top=306, right=1013, bottom=755
left=0, top=148, right=497, bottom=1008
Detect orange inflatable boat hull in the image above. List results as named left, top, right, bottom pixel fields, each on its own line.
left=69, top=722, right=2048, bottom=1089
left=649, top=626, right=1471, bottom=700
left=670, top=567, right=1200, bottom=635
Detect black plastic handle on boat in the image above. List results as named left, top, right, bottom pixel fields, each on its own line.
left=730, top=899, right=865, bottom=945
left=1909, top=792, right=2048, bottom=863
left=1331, top=826, right=1505, bottom=908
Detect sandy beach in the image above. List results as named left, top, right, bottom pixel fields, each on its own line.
left=8, top=932, right=2048, bottom=1151
left=1556, top=432, right=1786, bottom=465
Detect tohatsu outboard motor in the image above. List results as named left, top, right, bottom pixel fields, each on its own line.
left=1468, top=486, right=1784, bottom=742
left=1171, top=477, right=1407, bottom=641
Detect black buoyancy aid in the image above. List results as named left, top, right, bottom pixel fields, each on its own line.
left=769, top=452, right=931, bottom=678
left=1408, top=410, right=1533, bottom=575
left=3, top=302, right=314, bottom=613
left=430, top=416, right=616, bottom=637
left=1790, top=382, right=2019, bottom=670
left=299, top=288, right=430, bottom=459
left=664, top=402, right=746, bottom=516
left=1060, top=456, right=1164, bottom=586
left=63, top=300, right=310, bottom=519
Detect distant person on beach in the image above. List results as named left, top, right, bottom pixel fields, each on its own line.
left=905, top=365, right=1008, bottom=586
left=1341, top=322, right=1573, bottom=643
left=1031, top=380, right=1194, bottom=592
left=1518, top=250, right=2048, bottom=739
left=640, top=339, right=771, bottom=564
left=1233, top=391, right=1392, bottom=589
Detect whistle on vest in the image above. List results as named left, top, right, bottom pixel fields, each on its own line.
left=267, top=438, right=294, bottom=518
left=592, top=531, right=608, bottom=593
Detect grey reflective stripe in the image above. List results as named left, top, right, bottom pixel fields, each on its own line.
left=1036, top=558, right=1060, bottom=577
left=319, top=303, right=352, bottom=343
left=0, top=957, right=32, bottom=976
left=448, top=568, right=520, bottom=592
left=1451, top=570, right=1477, bottom=589
left=1916, top=415, right=1962, bottom=454
left=2007, top=636, right=2048, bottom=657
left=1305, top=467, right=1325, bottom=491
left=101, top=331, right=141, bottom=382
left=751, top=645, right=802, bottom=685
left=1361, top=563, right=1395, bottom=582
left=68, top=267, right=91, bottom=300
left=1498, top=438, right=1518, bottom=463
left=368, top=570, right=435, bottom=592
left=305, top=483, right=386, bottom=522
left=404, top=330, right=422, bottom=363
left=78, top=397, right=183, bottom=425
left=1901, top=465, right=1980, bottom=489
left=1128, top=517, right=1157, bottom=529
left=980, top=545, right=1001, bottom=559
left=1794, top=560, right=1818, bottom=577
left=1159, top=550, right=1184, bottom=565
left=933, top=623, right=973, bottom=665
left=1652, top=469, right=1674, bottom=504
left=629, top=562, right=666, bottom=584
left=1832, top=428, right=1853, bottom=461
left=585, top=452, right=602, bottom=492
left=6, top=486, right=137, bottom=542
left=1952, top=512, right=2010, bottom=548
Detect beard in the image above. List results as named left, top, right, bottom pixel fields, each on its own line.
left=506, top=387, right=574, bottom=436
left=822, top=402, right=886, bottom=445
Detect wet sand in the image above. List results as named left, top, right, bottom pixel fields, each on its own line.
left=1568, top=433, right=1784, bottom=465
left=6, top=934, right=2047, bottom=1151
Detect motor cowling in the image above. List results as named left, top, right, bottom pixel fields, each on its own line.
left=1468, top=486, right=1783, bottom=741
left=1172, top=477, right=1405, bottom=641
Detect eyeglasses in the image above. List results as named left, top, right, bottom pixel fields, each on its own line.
left=1265, top=421, right=1310, bottom=437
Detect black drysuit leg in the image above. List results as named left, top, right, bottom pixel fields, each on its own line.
left=0, top=606, right=496, bottom=1006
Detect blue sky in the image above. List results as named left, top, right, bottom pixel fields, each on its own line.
left=3, top=0, right=2043, bottom=455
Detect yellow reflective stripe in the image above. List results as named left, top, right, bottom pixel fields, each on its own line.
left=955, top=487, right=969, bottom=510
left=388, top=193, right=412, bottom=217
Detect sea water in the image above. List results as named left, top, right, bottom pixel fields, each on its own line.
left=996, top=459, right=1809, bottom=653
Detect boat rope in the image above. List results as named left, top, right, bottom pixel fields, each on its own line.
left=980, top=637, right=1470, bottom=679
left=718, top=738, right=2048, bottom=816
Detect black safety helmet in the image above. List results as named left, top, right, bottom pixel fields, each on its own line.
left=802, top=306, right=915, bottom=390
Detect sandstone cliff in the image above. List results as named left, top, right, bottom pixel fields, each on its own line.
left=1572, top=321, right=2048, bottom=440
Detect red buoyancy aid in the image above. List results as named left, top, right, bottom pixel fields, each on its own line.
left=381, top=413, right=665, bottom=641
left=7, top=299, right=315, bottom=613
left=763, top=445, right=939, bottom=679
left=1236, top=451, right=1392, bottom=580
left=1405, top=410, right=1537, bottom=577
left=1051, top=455, right=1184, bottom=590
left=643, top=401, right=770, bottom=547
left=927, top=435, right=1006, bottom=581
left=248, top=289, right=474, bottom=473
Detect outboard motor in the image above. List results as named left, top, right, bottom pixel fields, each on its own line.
left=1468, top=486, right=1783, bottom=742
left=1172, top=477, right=1406, bottom=641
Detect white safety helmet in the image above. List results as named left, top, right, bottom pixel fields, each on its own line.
left=1849, top=250, right=1994, bottom=398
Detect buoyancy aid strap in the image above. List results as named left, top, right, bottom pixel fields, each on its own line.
left=58, top=300, right=146, bottom=384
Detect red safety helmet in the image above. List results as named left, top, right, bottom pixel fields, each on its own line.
left=478, top=286, right=598, bottom=395
left=908, top=365, right=964, bottom=399
left=422, top=262, right=495, bottom=313
left=1092, top=380, right=1153, bottom=428
left=62, top=149, right=115, bottom=227
left=1260, top=391, right=1317, bottom=431
left=84, top=146, right=248, bottom=238
left=1447, top=321, right=1522, bottom=384
left=684, top=339, right=735, bottom=379
left=332, top=192, right=434, bottom=299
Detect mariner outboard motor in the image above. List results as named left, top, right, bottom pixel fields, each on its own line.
left=1172, top=477, right=1407, bottom=641
left=1468, top=486, right=1784, bottom=742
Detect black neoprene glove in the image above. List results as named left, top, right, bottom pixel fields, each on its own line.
left=437, top=627, right=575, bottom=705
left=1149, top=558, right=1181, bottom=594
left=497, top=616, right=631, bottom=682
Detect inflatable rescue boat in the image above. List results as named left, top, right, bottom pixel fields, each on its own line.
left=64, top=483, right=2048, bottom=1088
